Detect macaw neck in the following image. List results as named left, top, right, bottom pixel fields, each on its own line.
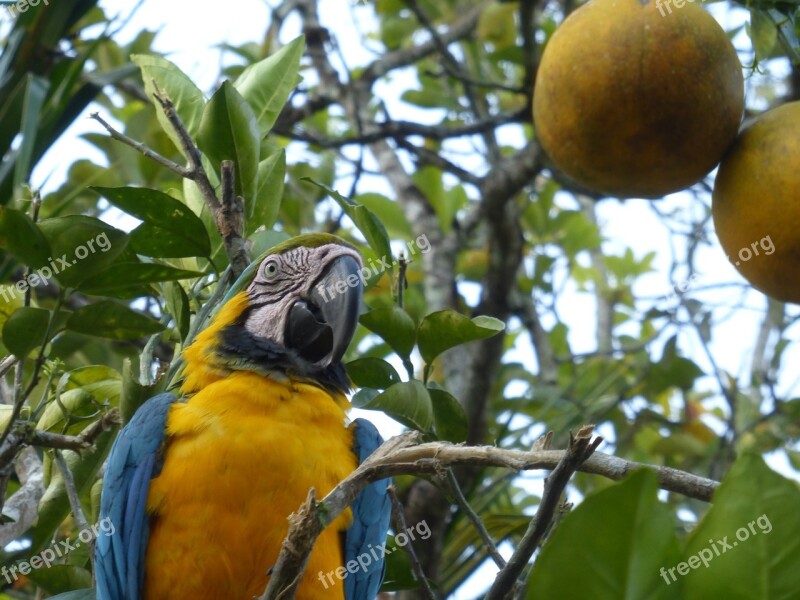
left=180, top=291, right=351, bottom=397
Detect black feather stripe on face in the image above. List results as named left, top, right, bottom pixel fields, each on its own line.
left=215, top=316, right=351, bottom=395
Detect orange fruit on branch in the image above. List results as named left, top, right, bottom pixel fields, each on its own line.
left=533, top=0, right=744, bottom=198
left=712, top=101, right=800, bottom=303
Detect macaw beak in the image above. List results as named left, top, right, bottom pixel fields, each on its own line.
left=285, top=255, right=362, bottom=366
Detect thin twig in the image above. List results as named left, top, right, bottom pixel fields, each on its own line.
left=388, top=485, right=438, bottom=599
left=485, top=426, right=602, bottom=599
left=53, top=450, right=90, bottom=533
left=442, top=468, right=506, bottom=570
left=90, top=113, right=190, bottom=177
left=274, top=111, right=524, bottom=148
left=0, top=356, right=16, bottom=379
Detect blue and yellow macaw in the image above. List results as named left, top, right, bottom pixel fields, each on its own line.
left=94, top=234, right=391, bottom=600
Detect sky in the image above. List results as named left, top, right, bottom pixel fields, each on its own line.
left=9, top=0, right=800, bottom=595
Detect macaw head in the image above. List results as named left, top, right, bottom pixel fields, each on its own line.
left=182, top=234, right=364, bottom=394
left=239, top=234, right=364, bottom=367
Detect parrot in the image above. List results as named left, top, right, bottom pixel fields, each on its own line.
left=94, top=234, right=392, bottom=600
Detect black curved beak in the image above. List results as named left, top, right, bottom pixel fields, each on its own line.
left=285, top=255, right=362, bottom=366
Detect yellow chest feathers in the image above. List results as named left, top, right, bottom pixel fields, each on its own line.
left=143, top=372, right=356, bottom=600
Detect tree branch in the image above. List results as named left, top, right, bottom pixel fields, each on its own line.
left=0, top=447, right=43, bottom=546
left=89, top=112, right=190, bottom=177
left=258, top=430, right=718, bottom=598
left=485, top=425, right=602, bottom=599
left=273, top=111, right=525, bottom=148
left=92, top=90, right=250, bottom=277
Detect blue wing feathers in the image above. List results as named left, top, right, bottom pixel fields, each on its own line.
left=345, top=418, right=392, bottom=600
left=95, top=392, right=177, bottom=600
left=95, top=398, right=389, bottom=600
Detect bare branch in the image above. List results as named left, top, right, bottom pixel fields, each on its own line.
left=274, top=112, right=525, bottom=148
left=360, top=1, right=489, bottom=84
left=258, top=430, right=718, bottom=598
left=0, top=447, right=43, bottom=546
left=94, top=89, right=250, bottom=277
left=394, top=137, right=482, bottom=187
left=485, top=426, right=602, bottom=599
left=220, top=160, right=249, bottom=276
left=90, top=112, right=190, bottom=177
left=53, top=450, right=90, bottom=534
left=388, top=486, right=438, bottom=599
left=440, top=468, right=506, bottom=570
left=0, top=355, right=17, bottom=379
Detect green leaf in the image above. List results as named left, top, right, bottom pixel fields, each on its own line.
left=429, top=387, right=468, bottom=442
left=356, top=193, right=413, bottom=239
left=234, top=35, right=305, bottom=135
left=249, top=229, right=292, bottom=257
left=527, top=469, right=683, bottom=599
left=36, top=367, right=121, bottom=435
left=0, top=405, right=15, bottom=432
left=417, top=311, right=505, bottom=364
left=683, top=454, right=800, bottom=599
left=92, top=186, right=211, bottom=258
left=37, top=389, right=99, bottom=435
left=78, top=263, right=202, bottom=296
left=130, top=222, right=210, bottom=259
left=750, top=9, right=778, bottom=63
left=0, top=206, right=52, bottom=268
left=304, top=179, right=394, bottom=280
left=163, top=281, right=191, bottom=341
left=36, top=216, right=129, bottom=287
left=347, top=357, right=402, bottom=389
left=477, top=3, right=518, bottom=48
left=120, top=358, right=165, bottom=425
left=360, top=306, right=417, bottom=359
left=132, top=54, right=205, bottom=159
left=646, top=336, right=704, bottom=394
left=197, top=80, right=261, bottom=203
left=2, top=306, right=49, bottom=356
left=26, top=565, right=92, bottom=596
left=382, top=534, right=426, bottom=591
left=351, top=387, right=380, bottom=409
left=413, top=168, right=467, bottom=234
left=248, top=149, right=285, bottom=234
left=66, top=301, right=165, bottom=340
left=14, top=74, right=48, bottom=191
left=355, top=380, right=434, bottom=431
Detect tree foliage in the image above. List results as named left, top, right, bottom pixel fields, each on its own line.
left=0, top=0, right=799, bottom=598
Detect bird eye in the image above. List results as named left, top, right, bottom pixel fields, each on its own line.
left=262, top=260, right=280, bottom=280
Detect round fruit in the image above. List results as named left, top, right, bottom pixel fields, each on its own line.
left=712, top=101, right=800, bottom=303
left=533, top=0, right=744, bottom=199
